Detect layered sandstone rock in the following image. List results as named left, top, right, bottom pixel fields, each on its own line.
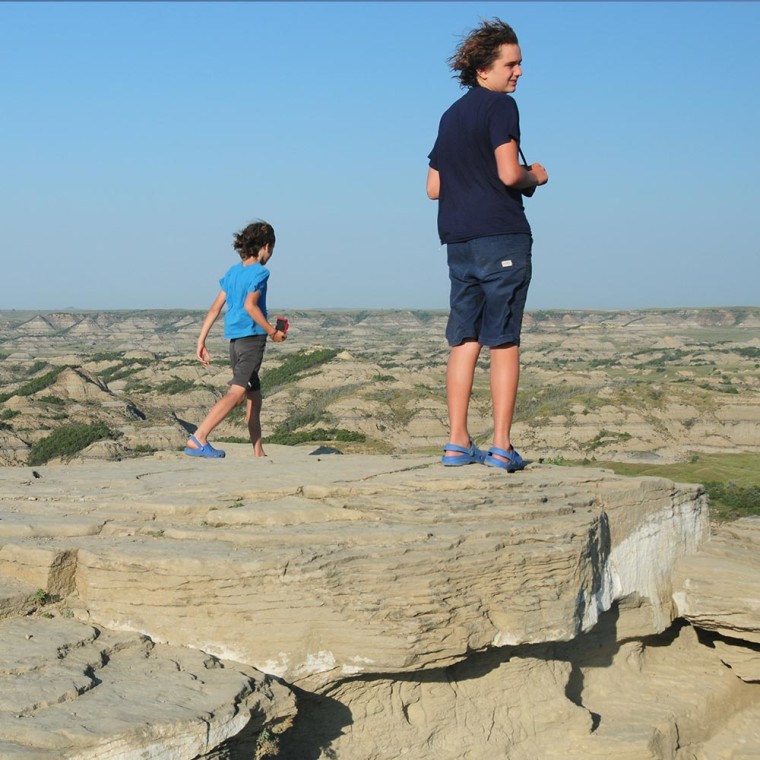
left=0, top=449, right=758, bottom=758
left=0, top=617, right=296, bottom=759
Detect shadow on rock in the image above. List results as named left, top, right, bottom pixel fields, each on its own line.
left=273, top=685, right=353, bottom=760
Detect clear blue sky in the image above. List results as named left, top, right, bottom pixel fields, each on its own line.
left=2, top=1, right=758, bottom=311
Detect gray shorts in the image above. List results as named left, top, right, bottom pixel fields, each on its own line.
left=229, top=335, right=266, bottom=392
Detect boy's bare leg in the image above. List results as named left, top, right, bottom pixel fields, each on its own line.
left=188, top=385, right=247, bottom=447
left=446, top=339, right=482, bottom=456
left=489, top=343, right=520, bottom=461
left=246, top=390, right=266, bottom=457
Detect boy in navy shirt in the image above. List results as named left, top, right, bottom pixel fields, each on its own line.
left=427, top=19, right=548, bottom=471
left=184, top=220, right=286, bottom=459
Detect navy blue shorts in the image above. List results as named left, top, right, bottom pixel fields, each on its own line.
left=445, top=234, right=532, bottom=348
left=229, top=335, right=266, bottom=392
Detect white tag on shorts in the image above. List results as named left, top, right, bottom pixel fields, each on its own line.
left=501, top=259, right=513, bottom=268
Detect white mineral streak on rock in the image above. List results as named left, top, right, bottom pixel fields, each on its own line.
left=598, top=483, right=710, bottom=633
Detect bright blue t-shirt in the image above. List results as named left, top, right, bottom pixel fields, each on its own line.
left=428, top=86, right=531, bottom=244
left=219, top=261, right=270, bottom=340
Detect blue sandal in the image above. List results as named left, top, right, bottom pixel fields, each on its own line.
left=442, top=440, right=486, bottom=466
left=184, top=434, right=226, bottom=459
left=483, top=446, right=525, bottom=472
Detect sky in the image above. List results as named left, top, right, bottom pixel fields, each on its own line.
left=1, top=1, right=759, bottom=312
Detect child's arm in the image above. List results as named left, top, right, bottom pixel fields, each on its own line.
left=196, top=291, right=227, bottom=366
left=244, top=290, right=286, bottom=343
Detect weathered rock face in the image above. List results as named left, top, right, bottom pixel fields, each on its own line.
left=0, top=617, right=296, bottom=759
left=673, top=517, right=760, bottom=645
left=0, top=450, right=758, bottom=758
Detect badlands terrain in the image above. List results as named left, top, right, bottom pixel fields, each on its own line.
left=1, top=306, right=759, bottom=468
left=0, top=308, right=759, bottom=759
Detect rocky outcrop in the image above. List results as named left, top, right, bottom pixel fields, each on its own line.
left=673, top=517, right=760, bottom=694
left=1, top=448, right=757, bottom=757
left=0, top=617, right=296, bottom=759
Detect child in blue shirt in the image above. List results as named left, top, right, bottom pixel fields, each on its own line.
left=184, top=220, right=286, bottom=459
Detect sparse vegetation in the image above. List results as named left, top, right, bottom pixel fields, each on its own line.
left=28, top=422, right=119, bottom=466
left=99, top=360, right=152, bottom=384
left=131, top=444, right=157, bottom=454
left=0, top=366, right=66, bottom=403
left=569, top=452, right=760, bottom=522
left=157, top=376, right=197, bottom=395
left=266, top=427, right=366, bottom=445
left=261, top=348, right=340, bottom=392
left=254, top=727, right=280, bottom=759
left=25, top=360, right=49, bottom=376
left=585, top=430, right=632, bottom=452
left=39, top=395, right=65, bottom=405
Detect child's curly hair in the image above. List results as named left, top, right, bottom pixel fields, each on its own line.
left=233, top=221, right=276, bottom=260
left=449, top=18, right=519, bottom=88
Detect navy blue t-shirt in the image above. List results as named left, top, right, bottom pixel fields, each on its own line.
left=428, top=87, right=531, bottom=244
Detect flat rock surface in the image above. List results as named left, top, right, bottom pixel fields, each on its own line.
left=0, top=447, right=707, bottom=691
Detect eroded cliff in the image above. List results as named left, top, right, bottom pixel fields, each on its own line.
left=0, top=447, right=758, bottom=758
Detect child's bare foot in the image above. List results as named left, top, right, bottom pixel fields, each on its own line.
left=253, top=445, right=267, bottom=457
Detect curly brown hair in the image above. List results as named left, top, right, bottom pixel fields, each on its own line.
left=449, top=18, right=519, bottom=88
left=233, top=220, right=276, bottom=260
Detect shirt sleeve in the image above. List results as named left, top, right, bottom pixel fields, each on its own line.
left=428, top=139, right=439, bottom=170
left=248, top=268, right=270, bottom=293
left=489, top=95, right=521, bottom=151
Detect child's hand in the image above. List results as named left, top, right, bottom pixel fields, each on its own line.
left=197, top=345, right=211, bottom=366
left=271, top=330, right=286, bottom=343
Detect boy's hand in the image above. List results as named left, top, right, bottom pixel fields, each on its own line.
left=197, top=345, right=211, bottom=366
left=271, top=330, right=286, bottom=343
left=529, top=162, right=549, bottom=186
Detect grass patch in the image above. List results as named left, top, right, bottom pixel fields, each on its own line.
left=0, top=366, right=66, bottom=402
left=261, top=348, right=340, bottom=393
left=25, top=360, right=49, bottom=376
left=517, top=384, right=605, bottom=419
left=265, top=427, right=366, bottom=445
left=38, top=395, right=66, bottom=406
left=99, top=360, right=152, bottom=384
left=572, top=452, right=760, bottom=522
left=156, top=377, right=196, bottom=394
left=585, top=430, right=632, bottom=452
left=28, top=423, right=119, bottom=466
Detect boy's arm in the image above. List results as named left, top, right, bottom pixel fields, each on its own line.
left=196, top=291, right=226, bottom=366
left=494, top=140, right=548, bottom=190
left=244, top=290, right=286, bottom=343
left=426, top=167, right=440, bottom=200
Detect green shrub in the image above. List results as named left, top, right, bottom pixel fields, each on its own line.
left=157, top=377, right=196, bottom=394
left=704, top=481, right=760, bottom=519
left=266, top=427, right=366, bottom=445
left=4, top=367, right=66, bottom=402
left=25, top=360, right=49, bottom=376
left=28, top=423, right=118, bottom=466
left=38, top=395, right=65, bottom=406
left=99, top=359, right=152, bottom=384
left=261, top=348, right=340, bottom=393
left=91, top=351, right=126, bottom=362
